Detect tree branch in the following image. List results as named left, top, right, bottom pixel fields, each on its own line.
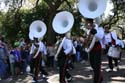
left=35, top=0, right=40, bottom=7
left=45, top=0, right=53, bottom=8
left=18, top=0, right=23, bottom=9
left=103, top=0, right=120, bottom=28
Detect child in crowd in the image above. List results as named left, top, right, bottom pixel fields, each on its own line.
left=9, top=46, right=15, bottom=77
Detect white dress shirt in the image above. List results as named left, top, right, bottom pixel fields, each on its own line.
left=86, top=24, right=105, bottom=52
left=104, top=33, right=112, bottom=45
left=63, top=38, right=73, bottom=55
left=94, top=24, right=105, bottom=48
left=55, top=37, right=76, bottom=58
left=30, top=41, right=47, bottom=58
left=104, top=31, right=118, bottom=46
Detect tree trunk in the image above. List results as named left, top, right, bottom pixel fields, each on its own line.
left=46, top=10, right=56, bottom=45
left=44, top=0, right=65, bottom=45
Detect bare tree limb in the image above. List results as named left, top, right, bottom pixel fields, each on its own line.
left=35, top=0, right=40, bottom=7
left=103, top=0, right=120, bottom=28
left=45, top=1, right=53, bottom=8
left=18, top=0, right=23, bottom=9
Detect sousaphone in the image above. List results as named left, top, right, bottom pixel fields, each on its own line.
left=52, top=11, right=74, bottom=34
left=52, top=11, right=75, bottom=57
left=29, top=20, right=47, bottom=40
left=78, top=0, right=107, bottom=18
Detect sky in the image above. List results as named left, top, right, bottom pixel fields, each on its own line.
left=0, top=1, right=5, bottom=10
left=104, top=0, right=114, bottom=17
left=0, top=0, right=34, bottom=12
left=0, top=1, right=9, bottom=12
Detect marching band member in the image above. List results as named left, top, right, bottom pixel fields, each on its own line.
left=85, top=18, right=104, bottom=83
left=30, top=37, right=47, bottom=82
left=29, top=20, right=48, bottom=82
left=52, top=11, right=75, bottom=83
left=55, top=32, right=76, bottom=83
left=104, top=26, right=121, bottom=72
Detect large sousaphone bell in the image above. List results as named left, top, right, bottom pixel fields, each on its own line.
left=78, top=0, right=107, bottom=18
left=52, top=11, right=74, bottom=34
left=29, top=20, right=47, bottom=40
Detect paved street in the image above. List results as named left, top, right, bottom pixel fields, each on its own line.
left=0, top=51, right=125, bottom=83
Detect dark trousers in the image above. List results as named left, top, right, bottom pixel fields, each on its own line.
left=90, top=51, right=102, bottom=83
left=108, top=56, right=118, bottom=69
left=30, top=52, right=42, bottom=80
left=47, top=56, right=54, bottom=67
left=58, top=55, right=71, bottom=83
left=81, top=51, right=88, bottom=61
left=39, top=66, right=48, bottom=76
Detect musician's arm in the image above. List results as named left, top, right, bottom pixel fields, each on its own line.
left=87, top=36, right=96, bottom=52
left=30, top=44, right=34, bottom=55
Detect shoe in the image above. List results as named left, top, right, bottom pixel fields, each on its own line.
left=43, top=72, right=48, bottom=76
left=42, top=74, right=47, bottom=78
left=32, top=80, right=36, bottom=83
left=88, top=67, right=93, bottom=71
left=32, top=77, right=38, bottom=83
left=38, top=78, right=43, bottom=82
left=32, top=79, right=38, bottom=83
left=7, top=77, right=13, bottom=81
left=106, top=68, right=113, bottom=72
left=67, top=77, right=72, bottom=82
left=118, top=60, right=121, bottom=63
left=113, top=66, right=119, bottom=72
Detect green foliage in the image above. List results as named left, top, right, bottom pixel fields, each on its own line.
left=0, top=0, right=86, bottom=44
left=0, top=0, right=125, bottom=45
left=1, top=1, right=50, bottom=44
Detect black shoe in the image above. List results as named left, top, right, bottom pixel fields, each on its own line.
left=67, top=77, right=72, bottom=82
left=100, top=76, right=103, bottom=82
left=42, top=70, right=48, bottom=76
left=32, top=77, right=38, bottom=83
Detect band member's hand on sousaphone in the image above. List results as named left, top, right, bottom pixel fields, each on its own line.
left=85, top=27, right=97, bottom=53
